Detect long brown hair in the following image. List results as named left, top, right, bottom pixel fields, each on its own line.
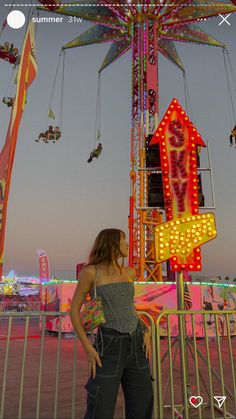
left=87, top=229, right=125, bottom=274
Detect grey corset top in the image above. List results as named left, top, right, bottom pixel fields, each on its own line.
left=92, top=282, right=139, bottom=333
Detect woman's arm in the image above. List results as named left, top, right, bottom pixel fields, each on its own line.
left=70, top=265, right=102, bottom=378
left=70, top=266, right=96, bottom=351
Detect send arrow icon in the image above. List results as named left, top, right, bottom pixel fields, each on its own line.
left=214, top=396, right=226, bottom=408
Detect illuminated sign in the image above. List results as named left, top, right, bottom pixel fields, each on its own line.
left=154, top=214, right=216, bottom=270
left=150, top=98, right=215, bottom=271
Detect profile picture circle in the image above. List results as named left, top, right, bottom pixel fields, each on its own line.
left=7, top=10, right=26, bottom=29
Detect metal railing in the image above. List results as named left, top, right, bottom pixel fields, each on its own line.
left=1, top=310, right=236, bottom=418
left=155, top=310, right=236, bottom=419
left=0, top=312, right=80, bottom=419
left=138, top=311, right=158, bottom=417
left=0, top=301, right=40, bottom=312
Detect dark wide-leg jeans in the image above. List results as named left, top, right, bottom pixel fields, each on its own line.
left=84, top=323, right=154, bottom=419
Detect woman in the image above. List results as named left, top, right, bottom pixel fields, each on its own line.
left=70, top=228, right=153, bottom=419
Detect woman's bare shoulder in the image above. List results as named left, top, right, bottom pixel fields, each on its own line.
left=124, top=266, right=136, bottom=282
left=79, top=265, right=97, bottom=282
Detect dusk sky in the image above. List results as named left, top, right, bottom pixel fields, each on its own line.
left=0, top=3, right=236, bottom=278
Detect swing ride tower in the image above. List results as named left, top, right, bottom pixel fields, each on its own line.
left=128, top=14, right=162, bottom=281
left=40, top=0, right=236, bottom=281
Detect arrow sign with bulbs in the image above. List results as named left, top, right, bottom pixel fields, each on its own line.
left=154, top=214, right=216, bottom=266
left=150, top=98, right=216, bottom=271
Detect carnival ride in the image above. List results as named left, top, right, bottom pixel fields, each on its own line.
left=230, top=125, right=236, bottom=146
left=38, top=0, right=236, bottom=281
left=38, top=0, right=61, bottom=11
left=0, top=41, right=19, bottom=65
left=34, top=49, right=65, bottom=144
left=0, top=0, right=236, bottom=279
left=0, top=5, right=236, bottom=416
left=2, top=97, right=14, bottom=107
left=87, top=143, right=103, bottom=163
left=35, top=125, right=61, bottom=143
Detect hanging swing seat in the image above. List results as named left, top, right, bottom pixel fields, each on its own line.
left=87, top=143, right=103, bottom=163
left=230, top=126, right=236, bottom=147
left=2, top=97, right=14, bottom=107
left=223, top=49, right=236, bottom=147
left=231, top=127, right=236, bottom=137
left=36, top=50, right=65, bottom=145
left=87, top=73, right=102, bottom=163
left=48, top=126, right=61, bottom=143
left=0, top=49, right=18, bottom=65
left=35, top=126, right=61, bottom=143
left=39, top=0, right=61, bottom=11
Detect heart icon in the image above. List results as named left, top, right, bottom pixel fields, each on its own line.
left=189, top=396, right=203, bottom=408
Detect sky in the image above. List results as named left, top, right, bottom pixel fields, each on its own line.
left=0, top=2, right=236, bottom=279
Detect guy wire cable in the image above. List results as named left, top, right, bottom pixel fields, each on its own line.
left=223, top=48, right=236, bottom=125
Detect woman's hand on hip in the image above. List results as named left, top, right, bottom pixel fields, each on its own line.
left=142, top=330, right=151, bottom=359
left=86, top=345, right=102, bottom=378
